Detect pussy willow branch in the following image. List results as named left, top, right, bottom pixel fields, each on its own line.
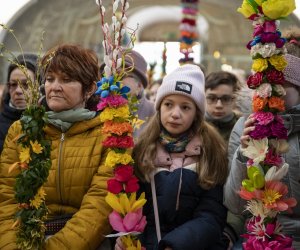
left=97, top=0, right=108, bottom=56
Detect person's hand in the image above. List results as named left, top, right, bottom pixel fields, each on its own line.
left=115, top=237, right=125, bottom=250
left=240, top=114, right=256, bottom=149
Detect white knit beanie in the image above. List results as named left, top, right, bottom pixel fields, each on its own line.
left=155, top=64, right=206, bottom=115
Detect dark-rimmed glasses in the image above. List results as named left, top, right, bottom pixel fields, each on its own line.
left=206, top=94, right=234, bottom=105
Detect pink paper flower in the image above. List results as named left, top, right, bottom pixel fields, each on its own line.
left=253, top=111, right=274, bottom=125
left=264, top=148, right=283, bottom=167
left=97, top=95, right=128, bottom=110
left=109, top=208, right=147, bottom=233
left=270, top=118, right=288, bottom=139
left=262, top=181, right=297, bottom=212
left=249, top=124, right=271, bottom=139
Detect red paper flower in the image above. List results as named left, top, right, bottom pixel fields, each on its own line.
left=103, top=136, right=134, bottom=149
left=247, top=72, right=263, bottom=89
left=266, top=69, right=285, bottom=85
left=107, top=165, right=140, bottom=194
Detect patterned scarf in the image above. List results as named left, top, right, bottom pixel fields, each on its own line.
left=159, top=128, right=193, bottom=153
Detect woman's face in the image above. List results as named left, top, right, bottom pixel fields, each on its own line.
left=283, top=82, right=300, bottom=109
left=160, top=94, right=197, bottom=137
left=8, top=68, right=34, bottom=109
left=45, top=71, right=85, bottom=112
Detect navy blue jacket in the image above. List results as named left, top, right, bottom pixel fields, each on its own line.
left=140, top=167, right=227, bottom=250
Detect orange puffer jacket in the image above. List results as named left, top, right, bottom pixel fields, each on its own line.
left=0, top=116, right=113, bottom=250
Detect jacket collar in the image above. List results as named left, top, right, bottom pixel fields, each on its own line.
left=154, top=135, right=201, bottom=166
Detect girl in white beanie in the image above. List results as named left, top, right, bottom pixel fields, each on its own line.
left=116, top=64, right=228, bottom=250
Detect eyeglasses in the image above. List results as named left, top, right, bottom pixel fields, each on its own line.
left=206, top=94, right=234, bottom=105
left=7, top=80, right=29, bottom=90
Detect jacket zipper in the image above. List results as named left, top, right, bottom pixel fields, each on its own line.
left=56, top=133, right=65, bottom=204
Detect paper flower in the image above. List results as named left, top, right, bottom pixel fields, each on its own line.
left=30, top=140, right=43, bottom=154
left=99, top=106, right=130, bottom=122
left=105, top=151, right=133, bottom=168
left=19, top=147, right=31, bottom=163
left=241, top=138, right=269, bottom=165
left=109, top=208, right=146, bottom=233
left=103, top=136, right=134, bottom=149
left=262, top=0, right=296, bottom=20
left=102, top=121, right=133, bottom=136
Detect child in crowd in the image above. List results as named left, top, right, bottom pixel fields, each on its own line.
left=116, top=64, right=228, bottom=250
left=205, top=71, right=241, bottom=143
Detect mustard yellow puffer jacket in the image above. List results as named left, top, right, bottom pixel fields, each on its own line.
left=0, top=116, right=113, bottom=250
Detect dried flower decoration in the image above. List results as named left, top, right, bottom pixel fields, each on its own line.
left=0, top=24, right=52, bottom=250
left=95, top=1, right=146, bottom=249
left=237, top=1, right=297, bottom=249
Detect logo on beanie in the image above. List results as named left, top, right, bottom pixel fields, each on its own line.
left=175, top=81, right=192, bottom=94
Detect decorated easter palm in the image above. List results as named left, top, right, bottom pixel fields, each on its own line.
left=0, top=25, right=52, bottom=250
left=237, top=0, right=297, bottom=249
left=95, top=1, right=146, bottom=249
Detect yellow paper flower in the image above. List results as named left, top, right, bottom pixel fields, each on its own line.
left=30, top=140, right=43, bottom=154
left=105, top=192, right=147, bottom=216
left=240, top=138, right=269, bottom=165
left=105, top=150, right=133, bottom=168
left=237, top=0, right=262, bottom=18
left=132, top=118, right=145, bottom=130
left=100, top=106, right=130, bottom=122
left=121, top=235, right=143, bottom=250
left=19, top=147, right=31, bottom=163
left=252, top=58, right=268, bottom=72
left=268, top=54, right=287, bottom=71
left=262, top=0, right=296, bottom=20
left=30, top=187, right=46, bottom=209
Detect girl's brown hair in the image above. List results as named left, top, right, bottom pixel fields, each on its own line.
left=134, top=108, right=228, bottom=189
left=41, top=44, right=100, bottom=110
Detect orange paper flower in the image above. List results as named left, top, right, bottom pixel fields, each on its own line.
left=252, top=96, right=268, bottom=112
left=268, top=96, right=285, bottom=112
left=102, top=121, right=133, bottom=136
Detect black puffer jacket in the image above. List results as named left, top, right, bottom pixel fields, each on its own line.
left=0, top=93, right=23, bottom=153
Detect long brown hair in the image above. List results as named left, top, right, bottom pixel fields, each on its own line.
left=41, top=44, right=100, bottom=110
left=134, top=108, right=228, bottom=189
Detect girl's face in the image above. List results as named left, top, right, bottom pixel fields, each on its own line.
left=283, top=82, right=300, bottom=109
left=160, top=94, right=197, bottom=137
left=45, top=71, right=85, bottom=112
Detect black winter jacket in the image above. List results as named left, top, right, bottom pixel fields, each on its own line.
left=0, top=93, right=23, bottom=153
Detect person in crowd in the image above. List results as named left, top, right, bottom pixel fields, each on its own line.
left=148, top=78, right=162, bottom=103
left=116, top=64, right=229, bottom=250
left=224, top=27, right=300, bottom=249
left=0, top=53, right=38, bottom=153
left=204, top=71, right=241, bottom=143
left=101, top=50, right=155, bottom=138
left=0, top=44, right=113, bottom=249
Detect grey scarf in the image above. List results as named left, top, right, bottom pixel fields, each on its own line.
left=46, top=108, right=96, bottom=132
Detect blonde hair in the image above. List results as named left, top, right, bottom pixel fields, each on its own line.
left=134, top=109, right=228, bottom=189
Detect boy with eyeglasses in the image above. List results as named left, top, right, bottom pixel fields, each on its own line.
left=0, top=53, right=37, bottom=153
left=205, top=71, right=241, bottom=143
